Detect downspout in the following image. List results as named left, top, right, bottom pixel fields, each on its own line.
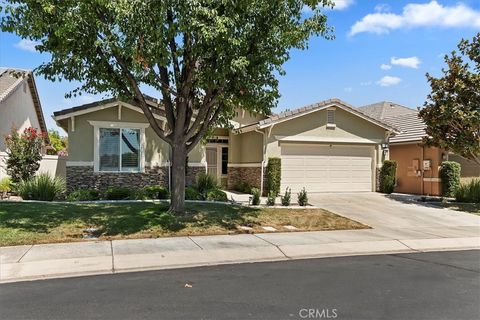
left=254, top=128, right=266, bottom=196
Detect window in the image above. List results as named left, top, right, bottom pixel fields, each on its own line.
left=327, top=109, right=335, bottom=128
left=99, top=128, right=140, bottom=172
left=221, top=147, right=228, bottom=175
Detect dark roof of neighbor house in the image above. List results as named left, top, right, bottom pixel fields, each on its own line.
left=359, top=101, right=426, bottom=143
left=0, top=68, right=49, bottom=141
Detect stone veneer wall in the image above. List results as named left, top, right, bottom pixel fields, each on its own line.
left=227, top=166, right=262, bottom=190
left=375, top=167, right=381, bottom=192
left=185, top=166, right=206, bottom=186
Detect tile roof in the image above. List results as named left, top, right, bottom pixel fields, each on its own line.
left=359, top=101, right=426, bottom=143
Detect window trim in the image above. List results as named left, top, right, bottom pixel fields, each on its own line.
left=89, top=121, right=149, bottom=173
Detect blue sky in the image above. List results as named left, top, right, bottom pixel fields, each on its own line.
left=1, top=0, right=479, bottom=134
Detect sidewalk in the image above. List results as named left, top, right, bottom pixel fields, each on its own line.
left=1, top=225, right=479, bottom=283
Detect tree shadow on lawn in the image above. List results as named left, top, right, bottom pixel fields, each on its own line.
left=0, top=202, right=260, bottom=237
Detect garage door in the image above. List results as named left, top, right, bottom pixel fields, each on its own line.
left=280, top=144, right=374, bottom=193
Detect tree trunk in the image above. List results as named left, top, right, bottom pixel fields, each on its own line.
left=170, top=142, right=187, bottom=214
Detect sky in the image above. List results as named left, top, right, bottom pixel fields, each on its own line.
left=1, top=0, right=479, bottom=134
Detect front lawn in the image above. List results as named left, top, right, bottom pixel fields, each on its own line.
left=0, top=202, right=368, bottom=246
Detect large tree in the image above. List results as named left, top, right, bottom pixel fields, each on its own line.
left=419, top=33, right=480, bottom=165
left=1, top=0, right=333, bottom=213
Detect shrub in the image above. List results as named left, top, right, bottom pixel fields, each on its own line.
left=297, top=188, right=308, bottom=206
left=185, top=186, right=202, bottom=200
left=4, top=127, right=45, bottom=184
left=234, top=181, right=251, bottom=194
left=206, top=189, right=228, bottom=202
left=196, top=172, right=218, bottom=197
left=0, top=177, right=12, bottom=192
left=17, top=173, right=65, bottom=201
left=251, top=188, right=261, bottom=205
left=104, top=187, right=132, bottom=200
left=439, top=161, right=461, bottom=197
left=454, top=179, right=480, bottom=203
left=379, top=160, right=397, bottom=194
left=281, top=187, right=291, bottom=206
left=266, top=190, right=276, bottom=206
left=266, top=157, right=281, bottom=196
left=67, top=189, right=100, bottom=201
left=144, top=186, right=170, bottom=199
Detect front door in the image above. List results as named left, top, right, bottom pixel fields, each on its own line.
left=206, top=147, right=218, bottom=177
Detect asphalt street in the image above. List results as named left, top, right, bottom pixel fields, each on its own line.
left=1, top=250, right=479, bottom=320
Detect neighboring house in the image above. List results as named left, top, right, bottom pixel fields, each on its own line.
left=0, top=68, right=49, bottom=151
left=360, top=101, right=480, bottom=196
left=53, top=97, right=398, bottom=193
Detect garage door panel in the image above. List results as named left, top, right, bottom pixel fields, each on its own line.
left=281, top=144, right=373, bottom=193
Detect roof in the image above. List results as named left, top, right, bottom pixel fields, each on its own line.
left=239, top=98, right=400, bottom=133
left=0, top=68, right=49, bottom=141
left=359, top=101, right=426, bottom=143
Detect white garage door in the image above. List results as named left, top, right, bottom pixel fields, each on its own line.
left=281, top=144, right=374, bottom=193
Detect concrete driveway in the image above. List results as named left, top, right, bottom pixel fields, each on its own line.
left=308, top=192, right=480, bottom=231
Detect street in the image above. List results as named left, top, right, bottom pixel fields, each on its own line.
left=1, top=250, right=479, bottom=320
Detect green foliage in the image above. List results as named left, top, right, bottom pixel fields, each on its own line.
left=196, top=172, right=218, bottom=198
left=419, top=33, right=480, bottom=165
left=0, top=177, right=12, bottom=192
left=104, top=187, right=132, bottom=200
left=281, top=187, right=291, bottom=206
left=4, top=127, right=44, bottom=184
left=379, top=160, right=397, bottom=194
left=454, top=179, right=480, bottom=203
left=47, top=130, right=68, bottom=155
left=297, top=188, right=308, bottom=206
left=185, top=186, right=202, bottom=200
left=439, top=161, right=461, bottom=197
left=266, top=157, right=281, bottom=196
left=206, top=189, right=228, bottom=202
left=157, top=212, right=184, bottom=232
left=251, top=188, right=261, bottom=206
left=17, top=173, right=65, bottom=201
left=144, top=186, right=170, bottom=199
left=234, top=181, right=252, bottom=194
left=67, top=189, right=100, bottom=201
left=266, top=190, right=276, bottom=206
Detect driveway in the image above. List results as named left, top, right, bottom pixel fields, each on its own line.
left=308, top=192, right=480, bottom=231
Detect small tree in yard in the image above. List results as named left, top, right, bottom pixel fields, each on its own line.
left=419, top=33, right=480, bottom=165
left=1, top=0, right=333, bottom=213
left=3, top=127, right=45, bottom=184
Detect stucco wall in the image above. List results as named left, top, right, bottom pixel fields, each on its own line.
left=449, top=154, right=480, bottom=178
left=0, top=82, right=41, bottom=151
left=232, top=109, right=266, bottom=126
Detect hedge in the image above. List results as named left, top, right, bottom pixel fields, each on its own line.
left=379, top=160, right=397, bottom=194
left=266, top=157, right=281, bottom=196
left=439, top=161, right=461, bottom=197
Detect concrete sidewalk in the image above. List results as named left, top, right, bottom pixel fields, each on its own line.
left=1, top=225, right=479, bottom=283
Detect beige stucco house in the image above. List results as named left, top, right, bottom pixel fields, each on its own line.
left=53, top=97, right=399, bottom=194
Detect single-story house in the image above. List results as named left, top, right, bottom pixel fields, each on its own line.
left=360, top=101, right=480, bottom=196
left=53, top=97, right=399, bottom=194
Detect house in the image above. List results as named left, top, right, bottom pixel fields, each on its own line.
left=360, top=101, right=480, bottom=196
left=53, top=97, right=398, bottom=194
left=0, top=68, right=49, bottom=151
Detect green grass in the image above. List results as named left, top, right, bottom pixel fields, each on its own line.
left=0, top=202, right=368, bottom=246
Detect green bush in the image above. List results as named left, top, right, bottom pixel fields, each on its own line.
left=104, top=187, right=132, bottom=200
left=17, top=173, right=65, bottom=201
left=196, top=172, right=218, bottom=197
left=379, top=160, right=397, bottom=194
left=454, top=179, right=480, bottom=203
left=251, top=188, right=261, bottom=205
left=206, top=189, right=228, bottom=202
left=0, top=177, right=12, bottom=192
left=67, top=189, right=100, bottom=201
left=266, top=157, right=281, bottom=196
left=144, top=186, right=170, bottom=199
left=297, top=188, right=308, bottom=206
left=266, top=190, right=276, bottom=206
left=234, top=181, right=252, bottom=194
left=185, top=186, right=202, bottom=200
left=439, top=161, right=461, bottom=197
left=281, top=187, right=291, bottom=206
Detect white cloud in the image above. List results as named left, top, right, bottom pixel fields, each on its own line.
left=374, top=3, right=391, bottom=13
left=302, top=0, right=354, bottom=13
left=349, top=1, right=480, bottom=36
left=14, top=39, right=39, bottom=53
left=377, top=76, right=402, bottom=87
left=344, top=87, right=353, bottom=92
left=380, top=64, right=392, bottom=70
left=391, top=56, right=421, bottom=69
left=360, top=81, right=372, bottom=86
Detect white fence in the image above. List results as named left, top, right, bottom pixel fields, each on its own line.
left=0, top=152, right=66, bottom=180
